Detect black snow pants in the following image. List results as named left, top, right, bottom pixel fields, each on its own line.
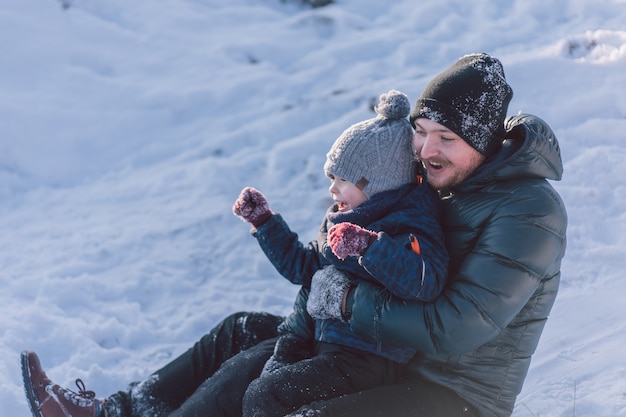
left=242, top=341, right=403, bottom=417
left=104, top=311, right=283, bottom=417
left=103, top=311, right=480, bottom=417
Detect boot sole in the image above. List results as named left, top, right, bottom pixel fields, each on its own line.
left=21, top=351, right=44, bottom=417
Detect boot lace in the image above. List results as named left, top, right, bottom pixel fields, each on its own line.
left=74, top=379, right=96, bottom=400
left=52, top=378, right=97, bottom=407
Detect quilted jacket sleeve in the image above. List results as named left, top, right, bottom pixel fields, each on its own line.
left=348, top=180, right=567, bottom=355
left=278, top=286, right=315, bottom=341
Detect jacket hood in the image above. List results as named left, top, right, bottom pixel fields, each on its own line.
left=455, top=113, right=563, bottom=192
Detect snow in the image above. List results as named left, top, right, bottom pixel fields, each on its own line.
left=1, top=0, right=625, bottom=415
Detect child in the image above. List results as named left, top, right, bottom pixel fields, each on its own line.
left=233, top=89, right=448, bottom=416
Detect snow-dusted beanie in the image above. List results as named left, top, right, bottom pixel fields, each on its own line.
left=410, top=53, right=514, bottom=156
left=324, top=90, right=416, bottom=198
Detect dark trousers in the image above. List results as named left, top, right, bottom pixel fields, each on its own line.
left=242, top=342, right=403, bottom=417
left=285, top=377, right=481, bottom=417
left=104, top=312, right=283, bottom=417
left=104, top=311, right=480, bottom=417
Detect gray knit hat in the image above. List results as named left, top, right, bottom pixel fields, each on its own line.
left=324, top=90, right=416, bottom=198
left=410, top=53, right=513, bottom=156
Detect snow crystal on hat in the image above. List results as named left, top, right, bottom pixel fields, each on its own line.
left=410, top=53, right=514, bottom=156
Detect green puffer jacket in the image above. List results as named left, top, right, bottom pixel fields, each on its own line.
left=348, top=114, right=568, bottom=417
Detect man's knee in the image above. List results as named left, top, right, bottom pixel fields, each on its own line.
left=229, top=312, right=284, bottom=351
left=202, top=311, right=283, bottom=355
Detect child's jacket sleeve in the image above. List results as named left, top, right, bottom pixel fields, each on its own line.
left=252, top=213, right=325, bottom=286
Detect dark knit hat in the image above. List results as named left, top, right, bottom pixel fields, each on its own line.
left=324, top=90, right=416, bottom=198
left=410, top=53, right=513, bottom=156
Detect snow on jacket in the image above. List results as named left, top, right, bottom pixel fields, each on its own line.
left=251, top=181, right=448, bottom=363
left=348, top=114, right=568, bottom=417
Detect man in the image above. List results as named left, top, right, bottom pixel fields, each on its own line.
left=22, top=53, right=567, bottom=417
left=289, top=52, right=567, bottom=417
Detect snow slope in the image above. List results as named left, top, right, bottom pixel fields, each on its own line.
left=1, top=0, right=626, bottom=415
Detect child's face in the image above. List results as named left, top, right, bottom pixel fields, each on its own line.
left=327, top=174, right=368, bottom=212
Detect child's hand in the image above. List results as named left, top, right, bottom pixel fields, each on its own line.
left=233, top=187, right=272, bottom=227
left=328, top=223, right=378, bottom=259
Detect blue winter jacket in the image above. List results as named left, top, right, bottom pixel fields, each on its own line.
left=348, top=114, right=568, bottom=416
left=251, top=181, right=448, bottom=363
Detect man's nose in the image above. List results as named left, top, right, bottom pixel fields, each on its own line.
left=419, top=137, right=438, bottom=159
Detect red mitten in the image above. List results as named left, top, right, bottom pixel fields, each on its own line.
left=328, top=223, right=378, bottom=260
left=233, top=187, right=272, bottom=228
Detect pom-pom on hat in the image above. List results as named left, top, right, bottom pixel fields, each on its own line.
left=410, top=53, right=514, bottom=156
left=324, top=90, right=416, bottom=198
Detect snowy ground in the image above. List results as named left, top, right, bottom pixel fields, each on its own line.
left=1, top=0, right=626, bottom=416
